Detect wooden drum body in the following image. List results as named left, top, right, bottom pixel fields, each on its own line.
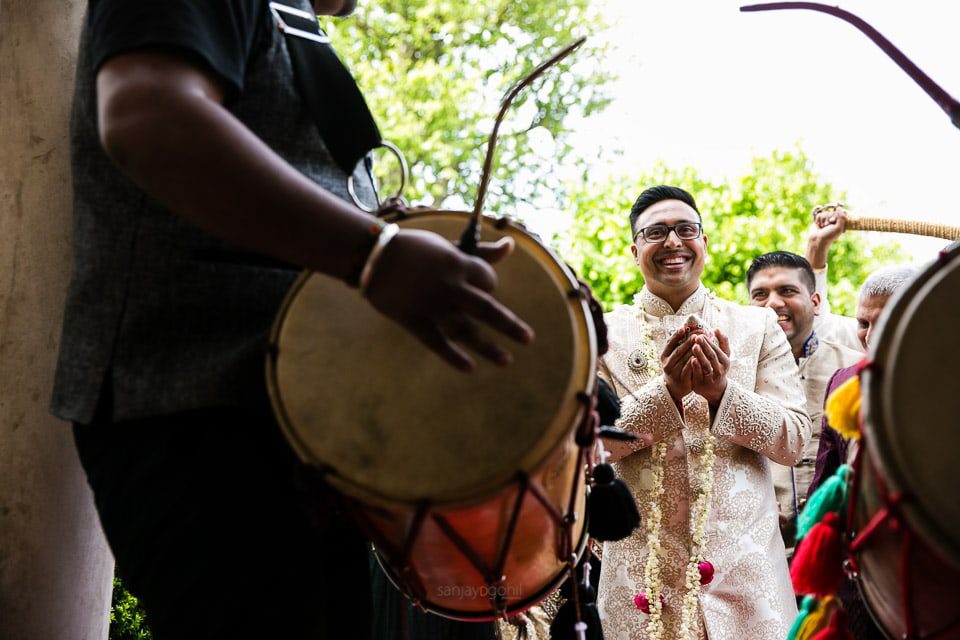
left=854, top=242, right=960, bottom=639
left=266, top=210, right=596, bottom=620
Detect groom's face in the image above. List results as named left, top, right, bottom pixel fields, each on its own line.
left=630, top=200, right=707, bottom=299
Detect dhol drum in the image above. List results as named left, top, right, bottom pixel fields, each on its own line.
left=266, top=209, right=597, bottom=620
left=854, top=241, right=960, bottom=639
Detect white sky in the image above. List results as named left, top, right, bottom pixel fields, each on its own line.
left=528, top=0, right=960, bottom=263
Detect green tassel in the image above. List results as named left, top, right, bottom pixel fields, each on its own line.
left=797, top=465, right=851, bottom=542
left=787, top=595, right=819, bottom=640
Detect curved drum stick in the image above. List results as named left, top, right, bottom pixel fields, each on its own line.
left=740, top=2, right=960, bottom=130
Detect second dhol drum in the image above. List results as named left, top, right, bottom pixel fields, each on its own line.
left=854, top=241, right=960, bottom=639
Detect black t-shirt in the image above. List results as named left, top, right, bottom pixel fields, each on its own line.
left=87, top=0, right=266, bottom=98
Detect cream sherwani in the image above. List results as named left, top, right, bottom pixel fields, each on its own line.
left=596, top=286, right=811, bottom=640
left=772, top=336, right=861, bottom=554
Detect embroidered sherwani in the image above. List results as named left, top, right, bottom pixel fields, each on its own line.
left=771, top=335, right=861, bottom=555
left=596, top=286, right=811, bottom=640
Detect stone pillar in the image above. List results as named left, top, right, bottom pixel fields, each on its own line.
left=0, top=2, right=115, bottom=639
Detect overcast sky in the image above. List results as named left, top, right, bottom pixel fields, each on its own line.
left=531, top=0, right=959, bottom=262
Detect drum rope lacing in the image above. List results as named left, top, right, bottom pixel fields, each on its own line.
left=844, top=361, right=960, bottom=640
left=328, top=382, right=600, bottom=624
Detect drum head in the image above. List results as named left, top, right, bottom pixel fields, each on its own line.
left=267, top=211, right=595, bottom=506
left=864, top=242, right=960, bottom=568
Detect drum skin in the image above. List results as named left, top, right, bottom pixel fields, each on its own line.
left=856, top=241, right=960, bottom=638
left=267, top=210, right=595, bottom=618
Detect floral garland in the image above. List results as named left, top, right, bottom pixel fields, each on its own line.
left=631, top=295, right=718, bottom=640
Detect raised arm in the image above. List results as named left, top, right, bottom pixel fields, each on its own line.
left=805, top=204, right=849, bottom=314
left=96, top=48, right=532, bottom=371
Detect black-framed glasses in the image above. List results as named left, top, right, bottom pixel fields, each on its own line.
left=633, top=222, right=702, bottom=244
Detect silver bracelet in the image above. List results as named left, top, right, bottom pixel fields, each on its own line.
left=358, top=222, right=400, bottom=296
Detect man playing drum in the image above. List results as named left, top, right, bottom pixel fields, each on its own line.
left=596, top=186, right=811, bottom=640
left=746, top=252, right=861, bottom=558
left=53, top=1, right=532, bottom=638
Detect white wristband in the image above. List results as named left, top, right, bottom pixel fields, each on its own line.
left=358, top=223, right=400, bottom=296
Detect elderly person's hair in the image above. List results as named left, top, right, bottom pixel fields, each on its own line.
left=860, top=266, right=916, bottom=299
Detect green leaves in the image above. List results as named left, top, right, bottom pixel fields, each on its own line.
left=326, top=0, right=612, bottom=214
left=109, top=577, right=151, bottom=640
left=559, top=148, right=905, bottom=315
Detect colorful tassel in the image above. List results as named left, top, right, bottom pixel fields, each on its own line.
left=796, top=596, right=840, bottom=639
left=810, top=608, right=853, bottom=640
left=824, top=376, right=862, bottom=440
left=791, top=512, right=844, bottom=596
left=787, top=595, right=819, bottom=640
left=797, top=465, right=851, bottom=542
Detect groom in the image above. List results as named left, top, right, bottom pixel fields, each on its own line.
left=596, top=186, right=811, bottom=640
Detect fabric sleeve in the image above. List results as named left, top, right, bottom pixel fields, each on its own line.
left=814, top=266, right=830, bottom=315
left=88, top=0, right=264, bottom=97
left=711, top=310, right=811, bottom=465
left=598, top=359, right=684, bottom=455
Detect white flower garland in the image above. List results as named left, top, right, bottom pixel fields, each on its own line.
left=632, top=295, right=718, bottom=640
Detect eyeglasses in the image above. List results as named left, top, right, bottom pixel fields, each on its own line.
left=633, top=222, right=702, bottom=244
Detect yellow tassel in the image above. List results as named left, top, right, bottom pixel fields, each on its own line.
left=796, top=596, right=841, bottom=639
left=824, top=376, right=862, bottom=439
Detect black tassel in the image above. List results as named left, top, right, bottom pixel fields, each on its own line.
left=587, top=462, right=641, bottom=542
left=596, top=378, right=620, bottom=427
left=550, top=582, right=603, bottom=640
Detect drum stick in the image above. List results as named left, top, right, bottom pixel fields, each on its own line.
left=845, top=215, right=960, bottom=241
left=740, top=3, right=960, bottom=130
left=462, top=38, right=586, bottom=252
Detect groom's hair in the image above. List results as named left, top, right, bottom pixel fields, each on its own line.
left=629, top=185, right=701, bottom=238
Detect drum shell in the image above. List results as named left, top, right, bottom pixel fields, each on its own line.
left=849, top=447, right=959, bottom=638
left=854, top=241, right=960, bottom=638
left=367, top=428, right=587, bottom=619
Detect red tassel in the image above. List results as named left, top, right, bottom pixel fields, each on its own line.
left=810, top=608, right=853, bottom=639
left=791, top=512, right=844, bottom=597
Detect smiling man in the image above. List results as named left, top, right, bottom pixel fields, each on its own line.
left=597, top=186, right=811, bottom=640
left=746, top=252, right=861, bottom=557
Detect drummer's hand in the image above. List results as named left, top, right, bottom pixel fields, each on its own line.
left=364, top=229, right=534, bottom=372
left=689, top=329, right=730, bottom=407
left=661, top=328, right=697, bottom=404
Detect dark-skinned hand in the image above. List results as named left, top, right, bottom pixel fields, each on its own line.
left=365, top=229, right=535, bottom=372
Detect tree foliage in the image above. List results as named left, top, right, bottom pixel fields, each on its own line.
left=109, top=578, right=151, bottom=640
left=326, top=0, right=613, bottom=215
left=557, top=148, right=906, bottom=316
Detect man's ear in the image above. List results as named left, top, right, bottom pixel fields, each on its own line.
left=811, top=291, right=822, bottom=316
left=702, top=234, right=708, bottom=248
left=630, top=243, right=640, bottom=264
